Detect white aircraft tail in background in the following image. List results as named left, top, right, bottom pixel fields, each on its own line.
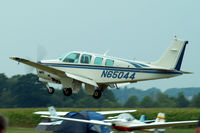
left=155, top=113, right=165, bottom=123
left=154, top=113, right=166, bottom=133
left=48, top=106, right=58, bottom=117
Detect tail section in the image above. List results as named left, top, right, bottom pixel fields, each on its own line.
left=36, top=107, right=60, bottom=132
left=140, top=115, right=147, bottom=122
left=155, top=113, right=165, bottom=123
left=154, top=113, right=166, bottom=133
left=152, top=37, right=188, bottom=71
left=48, top=106, right=58, bottom=117
left=48, top=106, right=58, bottom=122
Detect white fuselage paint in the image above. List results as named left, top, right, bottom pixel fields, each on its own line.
left=37, top=51, right=182, bottom=86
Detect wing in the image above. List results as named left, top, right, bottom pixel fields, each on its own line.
left=143, top=120, right=155, bottom=123
left=10, top=57, right=98, bottom=87
left=66, top=72, right=98, bottom=87
left=10, top=57, right=65, bottom=77
left=41, top=115, right=112, bottom=126
left=97, top=110, right=137, bottom=115
left=34, top=111, right=68, bottom=116
left=129, top=120, right=198, bottom=130
left=34, top=110, right=137, bottom=116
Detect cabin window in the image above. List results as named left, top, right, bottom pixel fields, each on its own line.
left=80, top=54, right=92, bottom=64
left=94, top=57, right=103, bottom=65
left=105, top=59, right=114, bottom=66
left=63, top=53, right=80, bottom=63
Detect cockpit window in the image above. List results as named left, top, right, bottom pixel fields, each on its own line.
left=58, top=54, right=66, bottom=61
left=63, top=53, right=80, bottom=63
left=94, top=57, right=103, bottom=65
left=116, top=113, right=135, bottom=121
left=80, top=54, right=92, bottom=64
left=105, top=59, right=114, bottom=66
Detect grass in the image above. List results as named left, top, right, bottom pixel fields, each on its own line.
left=7, top=127, right=47, bottom=133
left=6, top=127, right=196, bottom=133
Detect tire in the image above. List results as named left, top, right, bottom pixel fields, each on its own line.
left=48, top=87, right=55, bottom=94
left=63, top=88, right=72, bottom=96
left=93, top=89, right=102, bottom=99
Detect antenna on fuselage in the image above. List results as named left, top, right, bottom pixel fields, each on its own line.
left=174, top=35, right=177, bottom=40
left=103, top=50, right=109, bottom=56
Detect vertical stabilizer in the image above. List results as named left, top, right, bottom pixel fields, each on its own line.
left=154, top=113, right=166, bottom=133
left=140, top=115, right=147, bottom=122
left=155, top=113, right=165, bottom=123
left=48, top=106, right=58, bottom=122
left=48, top=106, right=58, bottom=117
left=152, top=37, right=188, bottom=70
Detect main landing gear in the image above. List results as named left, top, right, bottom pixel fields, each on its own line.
left=63, top=88, right=72, bottom=96
left=92, top=85, right=107, bottom=99
left=93, top=89, right=102, bottom=99
left=47, top=85, right=72, bottom=96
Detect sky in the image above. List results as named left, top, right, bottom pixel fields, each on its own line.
left=0, top=0, right=199, bottom=90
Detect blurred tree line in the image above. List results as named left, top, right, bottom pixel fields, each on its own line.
left=0, top=73, right=200, bottom=108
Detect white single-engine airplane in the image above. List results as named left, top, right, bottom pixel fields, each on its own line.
left=10, top=37, right=191, bottom=99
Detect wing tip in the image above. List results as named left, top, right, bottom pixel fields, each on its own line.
left=9, top=56, right=21, bottom=61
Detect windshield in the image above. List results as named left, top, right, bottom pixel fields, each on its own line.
left=62, top=53, right=80, bottom=63
left=58, top=54, right=67, bottom=61
left=116, top=113, right=135, bottom=121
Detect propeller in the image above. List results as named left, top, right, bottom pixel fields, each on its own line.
left=37, top=45, right=47, bottom=62
left=24, top=45, right=47, bottom=73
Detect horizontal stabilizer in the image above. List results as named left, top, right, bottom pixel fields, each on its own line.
left=180, top=71, right=193, bottom=74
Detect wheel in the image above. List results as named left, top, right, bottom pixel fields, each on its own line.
left=63, top=88, right=72, bottom=96
left=48, top=87, right=55, bottom=94
left=93, top=89, right=102, bottom=99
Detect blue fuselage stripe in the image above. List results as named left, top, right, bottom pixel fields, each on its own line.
left=41, top=63, right=182, bottom=75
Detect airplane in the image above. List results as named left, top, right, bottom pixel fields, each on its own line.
left=34, top=106, right=137, bottom=132
left=41, top=111, right=200, bottom=133
left=10, top=37, right=191, bottom=99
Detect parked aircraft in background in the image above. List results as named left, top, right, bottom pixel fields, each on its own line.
left=41, top=108, right=199, bottom=133
left=10, top=37, right=191, bottom=99
left=34, top=106, right=136, bottom=132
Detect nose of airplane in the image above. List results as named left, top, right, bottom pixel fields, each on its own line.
left=37, top=60, right=42, bottom=64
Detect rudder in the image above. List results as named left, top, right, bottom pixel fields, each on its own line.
left=155, top=113, right=165, bottom=123
left=152, top=37, right=188, bottom=70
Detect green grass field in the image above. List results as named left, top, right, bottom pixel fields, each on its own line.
left=1, top=108, right=200, bottom=127
left=6, top=127, right=195, bottom=133
left=7, top=127, right=47, bottom=133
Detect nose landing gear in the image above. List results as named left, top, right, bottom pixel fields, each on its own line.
left=47, top=87, right=55, bottom=94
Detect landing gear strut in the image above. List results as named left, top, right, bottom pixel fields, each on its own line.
left=63, top=88, right=72, bottom=96
left=93, top=89, right=102, bottom=99
left=48, top=87, right=55, bottom=94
